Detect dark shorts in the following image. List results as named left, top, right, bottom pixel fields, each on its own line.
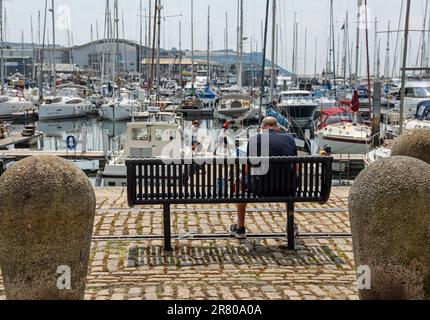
left=240, top=174, right=298, bottom=197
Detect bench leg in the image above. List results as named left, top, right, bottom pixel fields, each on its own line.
left=287, top=202, right=295, bottom=251
left=163, top=204, right=173, bottom=251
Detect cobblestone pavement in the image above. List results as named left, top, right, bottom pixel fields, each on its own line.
left=0, top=187, right=358, bottom=300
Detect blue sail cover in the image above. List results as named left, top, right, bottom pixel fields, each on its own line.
left=266, top=104, right=289, bottom=128
left=416, top=100, right=430, bottom=120
left=198, top=84, right=217, bottom=100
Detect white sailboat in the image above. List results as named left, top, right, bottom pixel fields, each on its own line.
left=100, top=90, right=143, bottom=121
left=39, top=96, right=92, bottom=120
left=0, top=91, right=35, bottom=118
left=315, top=107, right=371, bottom=154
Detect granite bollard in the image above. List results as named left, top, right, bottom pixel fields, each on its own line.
left=349, top=156, right=430, bottom=299
left=0, top=156, right=96, bottom=300
left=391, top=129, right=430, bottom=164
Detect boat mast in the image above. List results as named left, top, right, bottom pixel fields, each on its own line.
left=139, top=0, right=143, bottom=84
left=38, top=0, right=49, bottom=101
left=314, top=37, right=318, bottom=79
left=373, top=17, right=378, bottom=79
left=21, top=30, right=25, bottom=79
left=237, top=0, right=244, bottom=89
left=122, top=10, right=127, bottom=75
left=225, top=11, right=228, bottom=84
left=419, top=0, right=429, bottom=75
left=391, top=0, right=404, bottom=78
left=270, top=0, right=276, bottom=100
left=330, top=0, right=336, bottom=95
left=342, top=12, right=348, bottom=85
left=207, top=5, right=210, bottom=84
left=191, top=0, right=195, bottom=95
left=354, top=0, right=362, bottom=87
left=179, top=20, right=182, bottom=87
left=399, top=0, right=411, bottom=135
left=292, top=13, right=296, bottom=81
left=101, top=0, right=109, bottom=84
left=155, top=0, right=162, bottom=100
left=259, top=0, right=270, bottom=123
left=0, top=0, right=4, bottom=95
left=427, top=5, right=430, bottom=71
left=384, top=21, right=390, bottom=78
left=364, top=0, right=372, bottom=116
left=303, top=26, right=307, bottom=78
left=50, top=0, right=57, bottom=95
left=114, top=0, right=120, bottom=98
left=427, top=6, right=430, bottom=72
left=38, top=10, right=41, bottom=78
left=31, top=15, right=36, bottom=82
left=148, top=0, right=157, bottom=94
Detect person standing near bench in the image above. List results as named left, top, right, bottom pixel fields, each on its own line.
left=230, top=117, right=298, bottom=239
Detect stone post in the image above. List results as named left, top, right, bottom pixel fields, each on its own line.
left=0, top=156, right=96, bottom=300
left=391, top=129, right=430, bottom=164
left=349, top=156, right=430, bottom=299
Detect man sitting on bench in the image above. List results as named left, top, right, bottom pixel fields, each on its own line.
left=229, top=117, right=298, bottom=239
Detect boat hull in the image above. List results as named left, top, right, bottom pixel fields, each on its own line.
left=38, top=105, right=89, bottom=120
left=316, top=135, right=371, bottom=155
left=0, top=102, right=35, bottom=118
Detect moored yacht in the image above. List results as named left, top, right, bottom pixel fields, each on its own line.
left=38, top=93, right=92, bottom=121
left=102, top=113, right=183, bottom=186
left=0, top=91, right=35, bottom=118
left=404, top=100, right=430, bottom=130
left=316, top=107, right=371, bottom=154
left=214, top=93, right=259, bottom=121
left=277, top=90, right=319, bottom=138
left=100, top=89, right=143, bottom=121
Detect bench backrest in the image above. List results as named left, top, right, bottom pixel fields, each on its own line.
left=126, top=157, right=333, bottom=206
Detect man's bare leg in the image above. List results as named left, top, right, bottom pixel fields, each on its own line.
left=237, top=203, right=247, bottom=229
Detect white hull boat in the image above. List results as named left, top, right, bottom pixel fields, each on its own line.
left=0, top=95, right=35, bottom=118
left=100, top=99, right=142, bottom=121
left=103, top=114, right=183, bottom=186
left=39, top=96, right=92, bottom=120
left=316, top=107, right=371, bottom=155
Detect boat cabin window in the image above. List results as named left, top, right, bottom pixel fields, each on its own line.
left=154, top=129, right=177, bottom=142
left=132, top=128, right=150, bottom=141
left=66, top=99, right=83, bottom=104
left=412, top=87, right=430, bottom=98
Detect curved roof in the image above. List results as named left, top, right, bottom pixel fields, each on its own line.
left=68, top=39, right=143, bottom=50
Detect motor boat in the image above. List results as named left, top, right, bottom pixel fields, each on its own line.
left=315, top=107, right=371, bottom=154
left=38, top=89, right=93, bottom=120
left=392, top=81, right=430, bottom=119
left=0, top=90, right=35, bottom=118
left=366, top=101, right=430, bottom=166
left=102, top=113, right=183, bottom=186
left=277, top=90, right=319, bottom=139
left=214, top=93, right=259, bottom=121
left=404, top=100, right=430, bottom=130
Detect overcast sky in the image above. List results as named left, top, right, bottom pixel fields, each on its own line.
left=3, top=0, right=430, bottom=75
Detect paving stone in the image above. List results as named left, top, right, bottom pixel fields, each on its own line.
left=0, top=187, right=358, bottom=301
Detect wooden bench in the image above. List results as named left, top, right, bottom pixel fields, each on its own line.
left=126, top=156, right=333, bottom=251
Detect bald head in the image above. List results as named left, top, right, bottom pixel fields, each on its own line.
left=261, top=117, right=279, bottom=131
